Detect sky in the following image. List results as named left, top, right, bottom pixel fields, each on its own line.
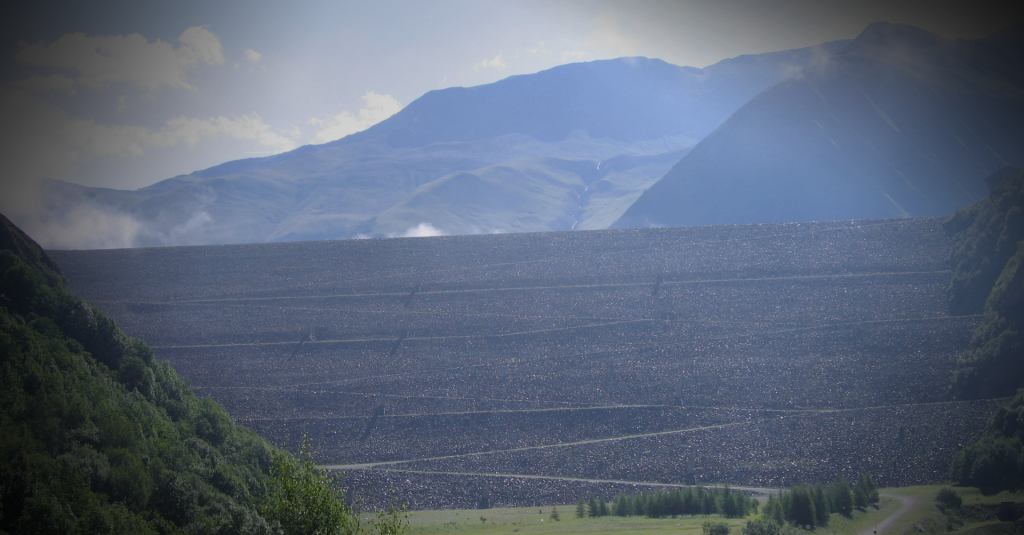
left=0, top=0, right=1019, bottom=201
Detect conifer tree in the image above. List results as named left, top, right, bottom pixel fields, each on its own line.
left=576, top=497, right=586, bottom=519
left=829, top=477, right=853, bottom=516
left=812, top=485, right=830, bottom=527
left=789, top=486, right=817, bottom=529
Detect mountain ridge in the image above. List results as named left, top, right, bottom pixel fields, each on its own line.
left=614, top=21, right=1024, bottom=229
left=22, top=41, right=852, bottom=248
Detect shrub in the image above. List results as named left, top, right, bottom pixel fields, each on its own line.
left=936, top=488, right=962, bottom=509
left=704, top=520, right=730, bottom=535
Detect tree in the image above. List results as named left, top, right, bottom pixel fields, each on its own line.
left=703, top=520, right=730, bottom=535
left=936, top=488, right=962, bottom=509
left=763, top=494, right=786, bottom=526
left=789, top=486, right=817, bottom=529
left=812, top=485, right=830, bottom=527
left=261, top=440, right=361, bottom=535
left=829, top=477, right=853, bottom=516
left=853, top=485, right=868, bottom=509
left=743, top=518, right=781, bottom=535
left=550, top=507, right=560, bottom=521
left=576, top=497, right=587, bottom=518
left=854, top=473, right=878, bottom=508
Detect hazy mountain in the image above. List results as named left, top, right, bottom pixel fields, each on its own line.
left=615, top=22, right=1024, bottom=229
left=28, top=42, right=849, bottom=248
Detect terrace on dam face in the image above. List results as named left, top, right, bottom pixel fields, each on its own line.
left=50, top=217, right=989, bottom=509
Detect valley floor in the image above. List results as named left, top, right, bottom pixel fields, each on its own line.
left=394, top=486, right=1024, bottom=535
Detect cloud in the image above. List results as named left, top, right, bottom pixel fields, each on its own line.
left=24, top=202, right=143, bottom=250
left=527, top=42, right=551, bottom=55
left=308, top=91, right=402, bottom=144
left=14, top=26, right=224, bottom=92
left=178, top=26, right=225, bottom=65
left=245, top=49, right=262, bottom=62
left=396, top=223, right=446, bottom=238
left=0, top=172, right=227, bottom=249
left=474, top=51, right=507, bottom=71
left=64, top=112, right=296, bottom=158
left=562, top=50, right=586, bottom=62
left=0, top=83, right=295, bottom=199
left=0, top=181, right=144, bottom=250
left=1, top=180, right=220, bottom=250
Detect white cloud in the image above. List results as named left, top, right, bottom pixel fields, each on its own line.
left=178, top=26, right=225, bottom=65
left=14, top=26, right=224, bottom=92
left=474, top=51, right=507, bottom=71
left=308, top=91, right=402, bottom=144
left=0, top=180, right=218, bottom=250
left=65, top=112, right=297, bottom=158
left=16, top=200, right=143, bottom=250
left=0, top=83, right=295, bottom=199
left=527, top=42, right=551, bottom=55
left=397, top=223, right=446, bottom=238
left=245, top=49, right=262, bottom=62
left=562, top=50, right=586, bottom=62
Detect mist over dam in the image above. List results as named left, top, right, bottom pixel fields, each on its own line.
left=50, top=217, right=995, bottom=509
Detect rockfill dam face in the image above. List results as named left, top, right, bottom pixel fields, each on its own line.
left=51, top=217, right=993, bottom=509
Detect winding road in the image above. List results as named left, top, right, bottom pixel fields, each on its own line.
left=858, top=493, right=919, bottom=535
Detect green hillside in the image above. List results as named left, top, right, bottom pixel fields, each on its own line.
left=0, top=213, right=395, bottom=534
left=944, top=170, right=1024, bottom=489
left=946, top=169, right=1024, bottom=399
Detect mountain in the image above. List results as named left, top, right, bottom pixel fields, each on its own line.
left=26, top=42, right=849, bottom=248
left=615, top=22, right=1024, bottom=229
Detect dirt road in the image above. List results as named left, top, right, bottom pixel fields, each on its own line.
left=859, top=493, right=919, bottom=535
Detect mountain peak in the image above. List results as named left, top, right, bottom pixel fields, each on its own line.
left=842, top=21, right=955, bottom=69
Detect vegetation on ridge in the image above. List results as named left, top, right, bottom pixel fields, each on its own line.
left=574, top=487, right=758, bottom=519
left=943, top=169, right=1024, bottom=490
left=946, top=169, right=1024, bottom=400
left=0, top=211, right=404, bottom=534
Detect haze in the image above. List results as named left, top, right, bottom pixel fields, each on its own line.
left=0, top=1, right=1017, bottom=195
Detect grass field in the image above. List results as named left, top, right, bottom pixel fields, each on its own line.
left=390, top=486, right=1024, bottom=535
left=395, top=492, right=902, bottom=534
left=401, top=505, right=748, bottom=534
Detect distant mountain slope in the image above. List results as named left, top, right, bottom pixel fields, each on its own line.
left=615, top=22, right=1024, bottom=229
left=337, top=47, right=850, bottom=148
left=27, top=43, right=848, bottom=248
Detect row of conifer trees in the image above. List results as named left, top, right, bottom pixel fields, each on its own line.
left=576, top=486, right=759, bottom=519
left=760, top=474, right=879, bottom=529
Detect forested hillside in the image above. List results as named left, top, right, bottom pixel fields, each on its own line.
left=946, top=169, right=1024, bottom=399
left=944, top=170, right=1024, bottom=489
left=0, top=213, right=393, bottom=534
